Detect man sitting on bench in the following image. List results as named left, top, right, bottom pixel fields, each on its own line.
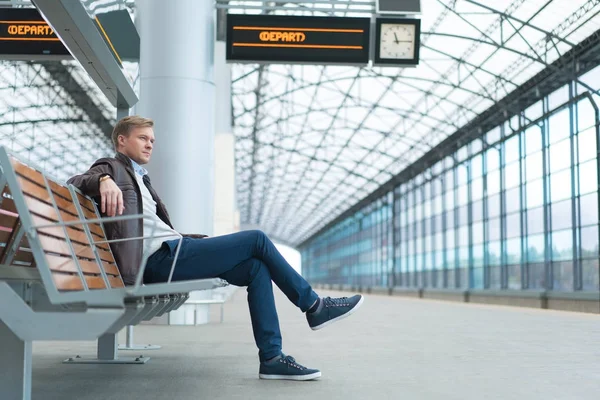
left=67, top=116, right=364, bottom=381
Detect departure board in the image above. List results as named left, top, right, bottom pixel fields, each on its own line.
left=226, top=14, right=371, bottom=65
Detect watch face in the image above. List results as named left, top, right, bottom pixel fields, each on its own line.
left=379, top=23, right=415, bottom=59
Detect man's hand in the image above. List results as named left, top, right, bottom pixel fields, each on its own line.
left=99, top=177, right=124, bottom=217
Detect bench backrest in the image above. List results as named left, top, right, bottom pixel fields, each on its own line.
left=0, top=150, right=124, bottom=295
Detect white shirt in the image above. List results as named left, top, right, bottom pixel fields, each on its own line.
left=129, top=159, right=180, bottom=257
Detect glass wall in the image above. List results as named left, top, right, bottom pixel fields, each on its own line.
left=301, top=66, right=600, bottom=293
left=301, top=196, right=393, bottom=287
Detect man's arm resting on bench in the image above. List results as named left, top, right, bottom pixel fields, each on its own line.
left=67, top=161, right=114, bottom=197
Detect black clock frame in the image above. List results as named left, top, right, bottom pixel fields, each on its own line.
left=374, top=17, right=421, bottom=66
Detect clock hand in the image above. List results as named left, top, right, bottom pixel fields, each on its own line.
left=393, top=32, right=400, bottom=44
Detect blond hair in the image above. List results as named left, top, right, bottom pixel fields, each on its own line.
left=112, top=116, right=154, bottom=150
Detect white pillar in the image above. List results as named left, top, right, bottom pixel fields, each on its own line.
left=213, top=41, right=237, bottom=237
left=135, top=0, right=215, bottom=236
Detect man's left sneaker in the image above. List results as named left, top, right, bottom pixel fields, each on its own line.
left=306, top=294, right=364, bottom=331
left=259, top=354, right=321, bottom=381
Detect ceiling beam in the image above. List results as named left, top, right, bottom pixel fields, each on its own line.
left=40, top=62, right=114, bottom=138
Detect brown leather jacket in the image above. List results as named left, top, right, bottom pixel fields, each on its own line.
left=67, top=152, right=204, bottom=285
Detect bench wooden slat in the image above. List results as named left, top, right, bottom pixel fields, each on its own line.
left=102, top=260, right=122, bottom=278
left=2, top=236, right=36, bottom=265
left=8, top=162, right=109, bottom=247
left=46, top=253, right=100, bottom=274
left=11, top=159, right=72, bottom=200
left=38, top=234, right=115, bottom=263
left=13, top=248, right=34, bottom=264
left=109, top=275, right=125, bottom=288
left=8, top=157, right=126, bottom=292
left=52, top=272, right=100, bottom=290
left=1, top=208, right=111, bottom=266
left=95, top=274, right=124, bottom=289
left=52, top=272, right=124, bottom=291
left=24, top=193, right=79, bottom=223
left=0, top=209, right=17, bottom=231
left=1, top=202, right=109, bottom=257
left=23, top=194, right=105, bottom=237
left=9, top=158, right=99, bottom=217
left=0, top=228, right=11, bottom=244
left=45, top=253, right=120, bottom=276
left=76, top=192, right=97, bottom=213
left=16, top=167, right=105, bottom=235
left=1, top=186, right=18, bottom=214
left=30, top=214, right=110, bottom=251
left=0, top=250, right=35, bottom=265
left=52, top=272, right=84, bottom=290
left=18, top=175, right=74, bottom=213
left=18, top=176, right=98, bottom=222
left=13, top=164, right=103, bottom=236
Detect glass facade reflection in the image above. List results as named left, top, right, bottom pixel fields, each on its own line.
left=301, top=66, right=600, bottom=293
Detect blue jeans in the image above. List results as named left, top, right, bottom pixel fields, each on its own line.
left=143, top=230, right=319, bottom=362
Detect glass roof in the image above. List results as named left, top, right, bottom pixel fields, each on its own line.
left=0, top=0, right=136, bottom=181
left=0, top=58, right=138, bottom=181
left=226, top=0, right=600, bottom=246
left=0, top=0, right=598, bottom=247
left=0, top=61, right=113, bottom=179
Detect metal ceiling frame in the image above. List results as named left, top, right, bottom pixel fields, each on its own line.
left=230, top=0, right=600, bottom=246
left=1, top=0, right=599, bottom=248
left=301, top=25, right=600, bottom=248
left=0, top=61, right=114, bottom=180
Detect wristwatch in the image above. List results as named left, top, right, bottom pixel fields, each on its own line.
left=99, top=174, right=112, bottom=184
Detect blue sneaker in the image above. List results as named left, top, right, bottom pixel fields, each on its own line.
left=306, top=295, right=364, bottom=331
left=259, top=354, right=321, bottom=381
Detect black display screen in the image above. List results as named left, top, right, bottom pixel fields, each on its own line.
left=226, top=14, right=371, bottom=65
left=0, top=8, right=70, bottom=59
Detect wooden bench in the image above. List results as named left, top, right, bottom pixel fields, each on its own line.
left=0, top=147, right=226, bottom=399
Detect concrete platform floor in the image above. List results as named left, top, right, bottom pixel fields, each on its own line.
left=32, top=288, right=600, bottom=400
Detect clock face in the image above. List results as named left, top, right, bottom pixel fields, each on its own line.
left=379, top=23, right=416, bottom=59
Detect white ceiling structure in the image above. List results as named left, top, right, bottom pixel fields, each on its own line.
left=0, top=0, right=598, bottom=247
left=225, top=0, right=600, bottom=246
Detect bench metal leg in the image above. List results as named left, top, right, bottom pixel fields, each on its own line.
left=118, top=325, right=161, bottom=351
left=63, top=333, right=150, bottom=364
left=0, top=320, right=32, bottom=400
left=99, top=332, right=119, bottom=360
